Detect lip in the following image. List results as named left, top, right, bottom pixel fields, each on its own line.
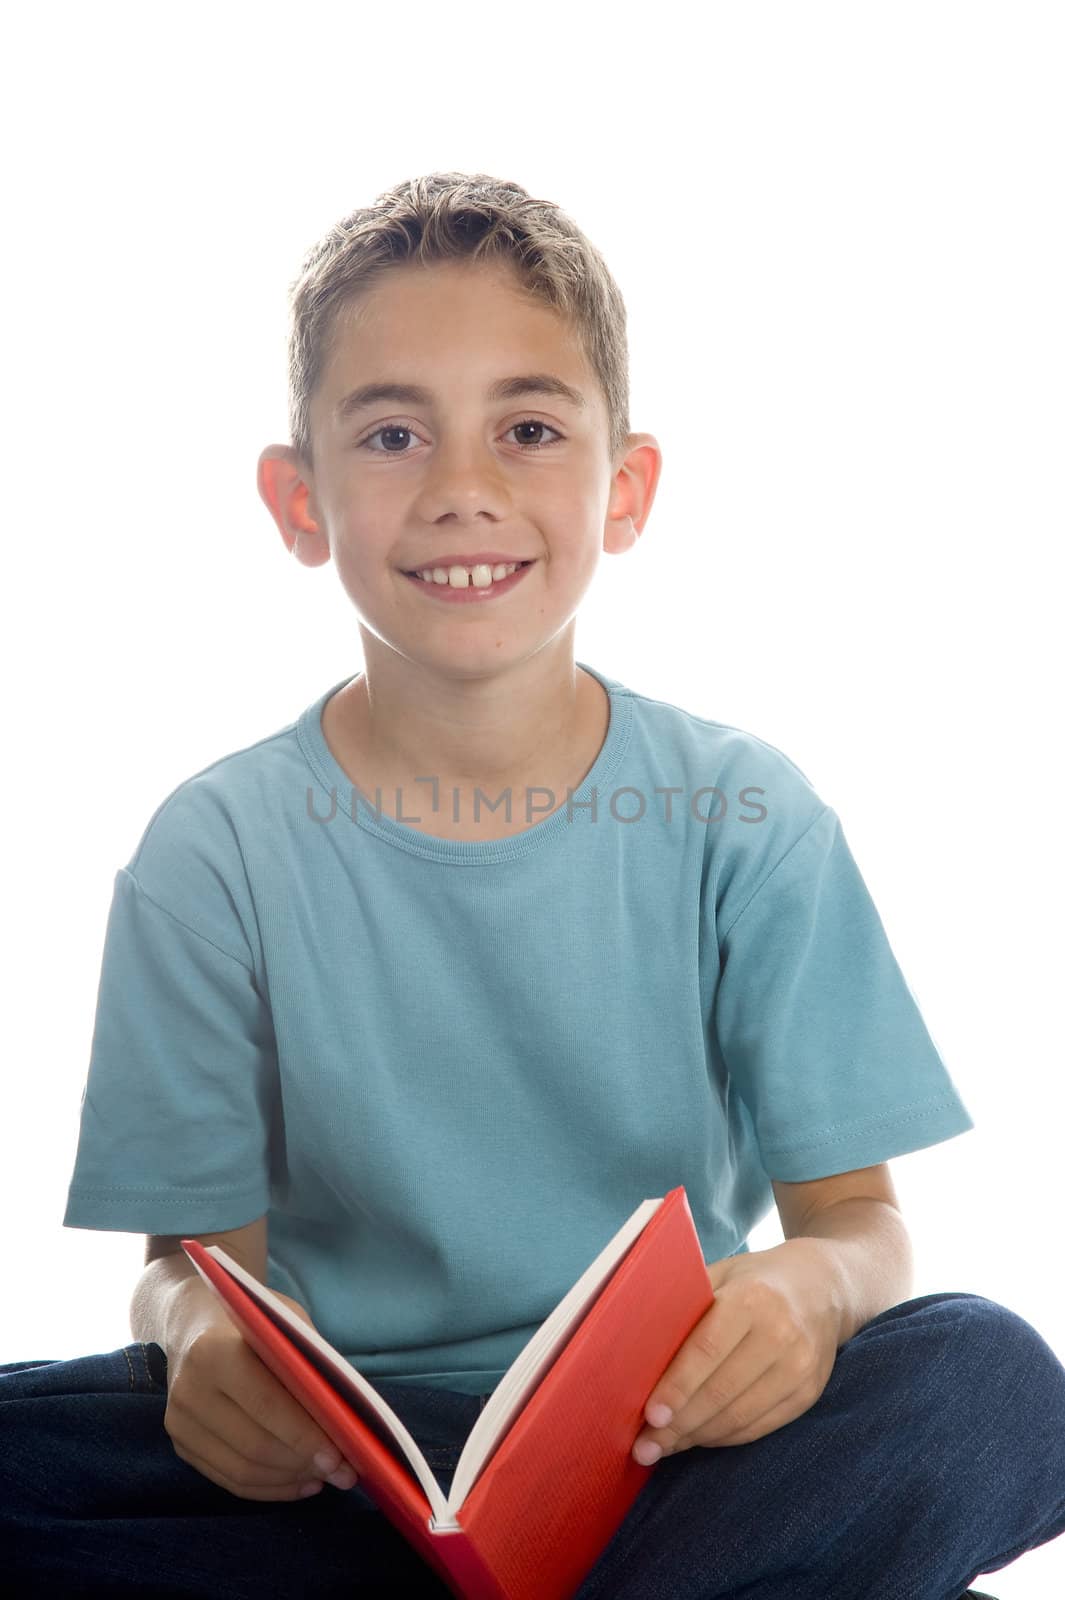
left=402, top=561, right=535, bottom=604
left=399, top=553, right=534, bottom=573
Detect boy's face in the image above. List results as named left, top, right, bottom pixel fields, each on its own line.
left=287, top=259, right=654, bottom=685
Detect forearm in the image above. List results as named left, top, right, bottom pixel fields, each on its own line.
left=792, top=1197, right=916, bottom=1346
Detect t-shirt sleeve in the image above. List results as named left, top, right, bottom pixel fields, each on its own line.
left=712, top=805, right=974, bottom=1181
left=63, top=865, right=280, bottom=1235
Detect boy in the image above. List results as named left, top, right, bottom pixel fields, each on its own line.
left=3, top=171, right=1063, bottom=1598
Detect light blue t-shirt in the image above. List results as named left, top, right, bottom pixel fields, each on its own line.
left=63, top=662, right=974, bottom=1395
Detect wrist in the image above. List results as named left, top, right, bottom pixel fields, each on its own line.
left=789, top=1199, right=915, bottom=1347
left=130, top=1254, right=219, bottom=1357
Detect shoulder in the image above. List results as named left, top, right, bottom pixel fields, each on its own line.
left=119, top=710, right=303, bottom=966
left=620, top=679, right=829, bottom=860
left=609, top=678, right=845, bottom=943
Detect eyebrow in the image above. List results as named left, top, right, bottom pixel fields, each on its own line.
left=333, top=373, right=588, bottom=424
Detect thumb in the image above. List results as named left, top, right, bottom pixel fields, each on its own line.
left=270, top=1290, right=316, bottom=1329
left=704, top=1255, right=740, bottom=1294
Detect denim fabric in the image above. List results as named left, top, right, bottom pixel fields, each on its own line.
left=2, top=1293, right=1064, bottom=1599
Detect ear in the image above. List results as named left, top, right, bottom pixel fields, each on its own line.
left=604, top=434, right=663, bottom=557
left=257, top=445, right=332, bottom=569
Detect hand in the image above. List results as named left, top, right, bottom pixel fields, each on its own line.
left=164, top=1285, right=360, bottom=1501
left=633, top=1239, right=844, bottom=1463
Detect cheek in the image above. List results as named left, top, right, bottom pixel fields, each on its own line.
left=332, top=515, right=386, bottom=570
left=329, top=542, right=388, bottom=612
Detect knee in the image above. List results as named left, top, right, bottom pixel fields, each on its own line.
left=925, top=1294, right=1065, bottom=1455
left=937, top=1291, right=1059, bottom=1361
left=913, top=1295, right=1065, bottom=1559
left=918, top=1291, right=1056, bottom=1365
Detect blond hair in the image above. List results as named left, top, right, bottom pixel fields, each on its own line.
left=286, top=171, right=631, bottom=468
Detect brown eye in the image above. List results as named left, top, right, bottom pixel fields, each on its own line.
left=363, top=425, right=416, bottom=453
left=507, top=421, right=563, bottom=451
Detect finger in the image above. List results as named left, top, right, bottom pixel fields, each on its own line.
left=174, top=1439, right=323, bottom=1502
left=681, top=1372, right=814, bottom=1452
left=215, top=1355, right=350, bottom=1478
left=681, top=1358, right=796, bottom=1449
left=639, top=1299, right=745, bottom=1440
left=697, top=1391, right=810, bottom=1449
left=195, top=1385, right=328, bottom=1477
left=640, top=1322, right=770, bottom=1458
left=171, top=1418, right=317, bottom=1496
left=169, top=1392, right=319, bottom=1488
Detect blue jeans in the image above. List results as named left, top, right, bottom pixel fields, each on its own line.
left=2, top=1293, right=1064, bottom=1599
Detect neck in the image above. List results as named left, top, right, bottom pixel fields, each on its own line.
left=351, top=630, right=590, bottom=797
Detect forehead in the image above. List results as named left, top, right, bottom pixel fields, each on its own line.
left=319, top=260, right=590, bottom=398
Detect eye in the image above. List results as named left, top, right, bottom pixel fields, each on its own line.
left=506, top=420, right=563, bottom=452
left=357, top=419, right=565, bottom=455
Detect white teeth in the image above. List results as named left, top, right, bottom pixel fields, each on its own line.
left=415, top=562, right=521, bottom=588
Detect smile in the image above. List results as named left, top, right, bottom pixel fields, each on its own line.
left=402, top=561, right=535, bottom=604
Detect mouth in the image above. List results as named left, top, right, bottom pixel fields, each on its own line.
left=401, top=560, right=536, bottom=603
left=401, top=559, right=534, bottom=577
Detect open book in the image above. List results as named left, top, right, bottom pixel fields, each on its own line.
left=182, top=1185, right=713, bottom=1600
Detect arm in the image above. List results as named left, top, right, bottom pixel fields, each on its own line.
left=771, top=1163, right=915, bottom=1345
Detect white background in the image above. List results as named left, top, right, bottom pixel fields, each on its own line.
left=2, top=2, right=1062, bottom=1593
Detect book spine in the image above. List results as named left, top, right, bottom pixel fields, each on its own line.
left=418, top=1527, right=512, bottom=1600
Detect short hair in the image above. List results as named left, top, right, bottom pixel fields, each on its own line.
left=286, top=171, right=631, bottom=470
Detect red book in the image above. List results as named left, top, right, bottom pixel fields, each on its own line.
left=182, top=1185, right=712, bottom=1600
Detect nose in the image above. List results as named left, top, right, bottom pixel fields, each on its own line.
left=413, top=442, right=512, bottom=524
